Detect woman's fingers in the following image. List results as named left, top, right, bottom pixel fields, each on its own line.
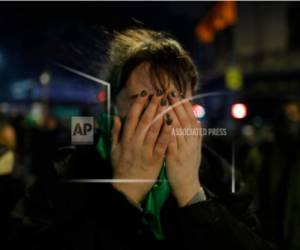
left=167, top=105, right=185, bottom=149
left=182, top=99, right=198, bottom=124
left=168, top=91, right=191, bottom=128
left=167, top=107, right=178, bottom=155
left=122, top=90, right=149, bottom=142
left=111, top=116, right=122, bottom=149
left=182, top=100, right=202, bottom=143
left=135, top=90, right=163, bottom=141
left=143, top=93, right=168, bottom=151
left=167, top=130, right=178, bottom=155
left=153, top=116, right=173, bottom=158
left=167, top=91, right=202, bottom=146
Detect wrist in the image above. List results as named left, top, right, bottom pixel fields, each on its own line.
left=112, top=183, right=143, bottom=205
left=187, top=186, right=207, bottom=205
left=174, top=181, right=204, bottom=207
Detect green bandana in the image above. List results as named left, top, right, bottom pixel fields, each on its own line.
left=96, top=113, right=170, bottom=240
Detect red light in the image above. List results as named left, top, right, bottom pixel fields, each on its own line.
left=97, top=90, right=106, bottom=103
left=231, top=103, right=247, bottom=119
left=193, top=104, right=206, bottom=119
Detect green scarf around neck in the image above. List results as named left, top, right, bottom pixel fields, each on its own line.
left=96, top=113, right=170, bottom=240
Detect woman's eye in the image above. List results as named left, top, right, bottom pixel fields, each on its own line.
left=130, top=94, right=139, bottom=100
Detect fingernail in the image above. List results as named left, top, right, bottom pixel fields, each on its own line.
left=160, top=98, right=168, bottom=106
left=170, top=91, right=177, bottom=98
left=165, top=114, right=173, bottom=125
left=140, top=90, right=148, bottom=97
left=156, top=89, right=163, bottom=96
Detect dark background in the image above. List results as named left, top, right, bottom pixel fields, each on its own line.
left=1, top=2, right=300, bottom=250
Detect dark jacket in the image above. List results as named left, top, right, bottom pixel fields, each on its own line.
left=6, top=144, right=276, bottom=250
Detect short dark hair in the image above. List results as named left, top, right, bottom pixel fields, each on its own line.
left=104, top=28, right=199, bottom=100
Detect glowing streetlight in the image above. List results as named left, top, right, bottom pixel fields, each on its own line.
left=193, top=104, right=206, bottom=119
left=39, top=72, right=51, bottom=86
left=231, top=103, right=247, bottom=119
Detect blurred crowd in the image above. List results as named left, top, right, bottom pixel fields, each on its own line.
left=239, top=100, right=300, bottom=250
left=0, top=106, right=64, bottom=217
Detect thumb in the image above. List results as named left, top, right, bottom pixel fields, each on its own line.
left=111, top=116, right=122, bottom=149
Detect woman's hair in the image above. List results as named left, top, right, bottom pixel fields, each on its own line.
left=103, top=28, right=199, bottom=100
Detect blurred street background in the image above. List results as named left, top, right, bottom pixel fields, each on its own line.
left=0, top=2, right=300, bottom=250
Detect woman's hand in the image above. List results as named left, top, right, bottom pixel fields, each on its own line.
left=166, top=91, right=205, bottom=207
left=111, top=90, right=173, bottom=205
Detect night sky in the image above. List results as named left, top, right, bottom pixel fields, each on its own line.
left=0, top=2, right=212, bottom=83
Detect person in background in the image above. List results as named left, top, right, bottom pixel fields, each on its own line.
left=274, top=100, right=300, bottom=250
left=0, top=122, right=16, bottom=175
left=0, top=119, right=24, bottom=238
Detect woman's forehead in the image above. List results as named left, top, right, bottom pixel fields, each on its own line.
left=126, top=63, right=178, bottom=93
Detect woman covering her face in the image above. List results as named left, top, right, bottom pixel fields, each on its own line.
left=7, top=28, right=276, bottom=250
